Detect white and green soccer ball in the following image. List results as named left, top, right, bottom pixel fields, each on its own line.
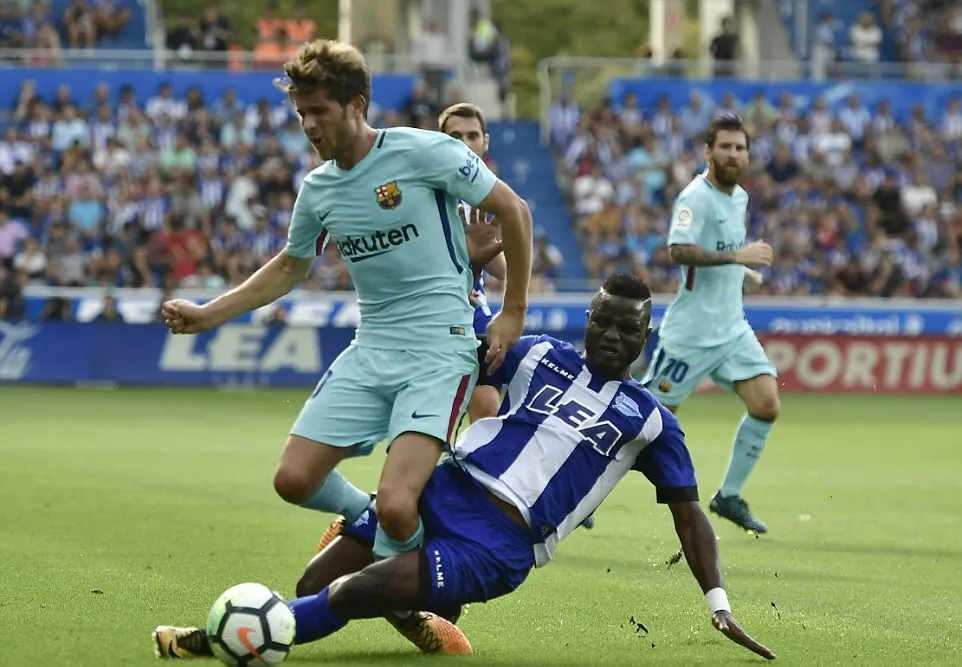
left=206, top=583, right=296, bottom=667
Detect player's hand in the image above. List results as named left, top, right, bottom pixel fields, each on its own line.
left=485, top=309, right=524, bottom=373
left=469, top=289, right=482, bottom=308
left=712, top=610, right=776, bottom=660
left=462, top=210, right=503, bottom=274
left=735, top=240, right=774, bottom=267
left=162, top=299, right=219, bottom=334
left=458, top=203, right=486, bottom=228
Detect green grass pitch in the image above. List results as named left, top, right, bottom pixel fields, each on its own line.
left=1, top=387, right=961, bottom=666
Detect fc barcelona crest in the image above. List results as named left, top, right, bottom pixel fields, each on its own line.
left=375, top=181, right=402, bottom=209
left=658, top=380, right=672, bottom=393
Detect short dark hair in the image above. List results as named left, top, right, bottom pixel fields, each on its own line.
left=600, top=273, right=652, bottom=302
left=438, top=102, right=487, bottom=133
left=706, top=114, right=750, bottom=149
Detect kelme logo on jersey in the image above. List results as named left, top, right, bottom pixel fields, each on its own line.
left=335, top=223, right=420, bottom=262
left=716, top=240, right=746, bottom=252
left=374, top=180, right=403, bottom=209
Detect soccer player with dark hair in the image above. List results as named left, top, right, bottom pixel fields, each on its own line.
left=642, top=114, right=780, bottom=533
left=155, top=273, right=775, bottom=662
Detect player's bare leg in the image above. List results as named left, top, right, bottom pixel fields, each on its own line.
left=298, top=531, right=375, bottom=597
left=273, top=435, right=371, bottom=551
left=711, top=374, right=780, bottom=534
left=372, top=432, right=443, bottom=559
left=467, top=385, right=501, bottom=424
left=290, top=551, right=472, bottom=655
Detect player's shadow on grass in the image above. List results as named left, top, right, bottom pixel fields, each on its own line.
left=287, top=650, right=593, bottom=666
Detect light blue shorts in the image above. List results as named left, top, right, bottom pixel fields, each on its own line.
left=641, top=330, right=776, bottom=407
left=291, top=345, right=478, bottom=456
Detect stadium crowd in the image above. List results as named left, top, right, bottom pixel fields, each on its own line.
left=550, top=88, right=962, bottom=299
left=0, top=76, right=525, bottom=321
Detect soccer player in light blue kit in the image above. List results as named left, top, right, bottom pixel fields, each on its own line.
left=161, top=40, right=533, bottom=564
left=642, top=115, right=780, bottom=533
left=154, top=274, right=775, bottom=662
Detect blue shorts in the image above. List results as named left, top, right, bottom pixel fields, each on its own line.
left=291, top=345, right=478, bottom=455
left=419, top=464, right=536, bottom=610
left=641, top=329, right=777, bottom=406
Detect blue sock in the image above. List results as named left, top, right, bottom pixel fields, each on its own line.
left=720, top=414, right=774, bottom=498
left=289, top=588, right=347, bottom=645
left=373, top=517, right=424, bottom=560
left=299, top=471, right=371, bottom=523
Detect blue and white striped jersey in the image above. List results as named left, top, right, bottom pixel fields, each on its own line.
left=450, top=335, right=699, bottom=567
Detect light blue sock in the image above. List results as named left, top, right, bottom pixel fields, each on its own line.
left=299, top=471, right=371, bottom=523
left=372, top=517, right=424, bottom=561
left=719, top=413, right=774, bottom=498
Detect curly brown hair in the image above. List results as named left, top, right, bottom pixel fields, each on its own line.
left=274, top=39, right=372, bottom=116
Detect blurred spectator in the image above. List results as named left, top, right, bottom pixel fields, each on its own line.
left=40, top=295, right=72, bottom=320
left=167, top=14, right=200, bottom=62
left=0, top=261, right=26, bottom=320
left=849, top=12, right=883, bottom=64
left=63, top=0, right=96, bottom=49
left=468, top=8, right=497, bottom=71
left=0, top=3, right=27, bottom=49
left=553, top=84, right=962, bottom=298
left=199, top=5, right=232, bottom=56
left=709, top=16, right=739, bottom=78
left=812, top=12, right=839, bottom=79
left=93, top=294, right=124, bottom=322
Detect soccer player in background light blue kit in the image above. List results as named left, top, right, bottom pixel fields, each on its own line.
left=161, top=40, right=533, bottom=564
left=642, top=115, right=781, bottom=534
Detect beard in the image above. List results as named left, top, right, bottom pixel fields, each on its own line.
left=710, top=157, right=745, bottom=187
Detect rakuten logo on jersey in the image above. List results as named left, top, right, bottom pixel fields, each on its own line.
left=716, top=241, right=745, bottom=252
left=159, top=325, right=321, bottom=373
left=335, top=223, right=420, bottom=262
left=762, top=334, right=962, bottom=393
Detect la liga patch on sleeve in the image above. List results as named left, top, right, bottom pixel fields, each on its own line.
left=675, top=206, right=693, bottom=230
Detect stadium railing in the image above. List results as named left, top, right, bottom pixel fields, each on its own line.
left=537, top=56, right=962, bottom=145
left=0, top=47, right=468, bottom=77
left=6, top=287, right=961, bottom=393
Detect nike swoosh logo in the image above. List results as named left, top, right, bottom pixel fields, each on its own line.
left=237, top=626, right=264, bottom=662
left=318, top=211, right=331, bottom=224
left=411, top=411, right=439, bottom=419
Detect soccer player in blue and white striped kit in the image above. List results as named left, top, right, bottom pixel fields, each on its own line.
left=155, top=274, right=774, bottom=661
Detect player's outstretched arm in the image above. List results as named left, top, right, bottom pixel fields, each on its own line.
left=668, top=502, right=776, bottom=660
left=164, top=250, right=313, bottom=334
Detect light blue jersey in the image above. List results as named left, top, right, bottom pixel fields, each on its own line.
left=286, top=127, right=498, bottom=352
left=659, top=174, right=753, bottom=348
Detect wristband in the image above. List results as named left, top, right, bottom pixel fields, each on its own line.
left=705, top=587, right=731, bottom=614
